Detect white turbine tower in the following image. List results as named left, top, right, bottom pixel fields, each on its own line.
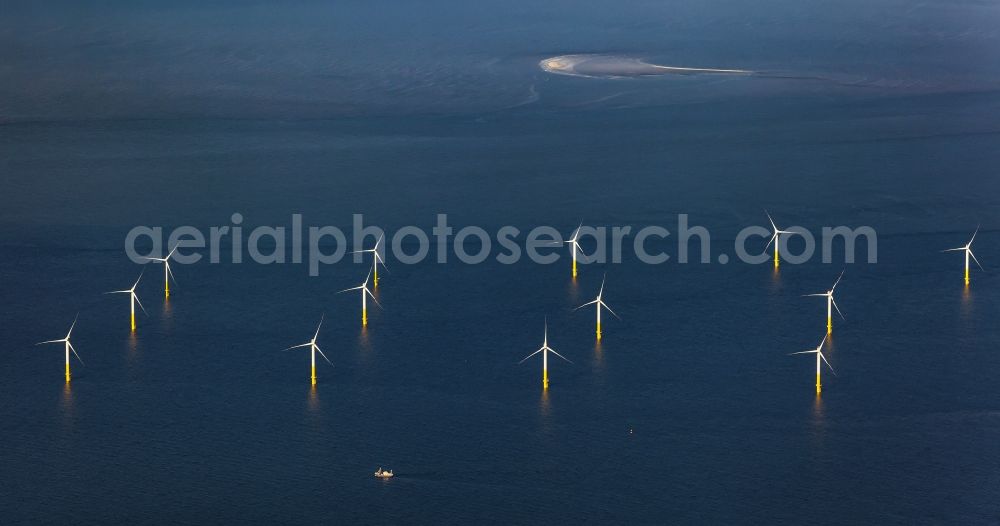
left=283, top=315, right=332, bottom=386
left=805, top=270, right=845, bottom=334
left=37, top=315, right=84, bottom=383
left=143, top=246, right=178, bottom=299
left=790, top=334, right=835, bottom=395
left=943, top=226, right=984, bottom=285
left=519, top=318, right=571, bottom=389
left=338, top=269, right=382, bottom=326
left=574, top=273, right=620, bottom=340
left=764, top=211, right=795, bottom=268
left=106, top=271, right=146, bottom=332
left=351, top=234, right=388, bottom=288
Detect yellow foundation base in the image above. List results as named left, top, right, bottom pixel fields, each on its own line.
left=543, top=370, right=549, bottom=389
left=596, top=323, right=602, bottom=341
left=131, top=315, right=136, bottom=332
left=816, top=374, right=822, bottom=394
left=65, top=363, right=71, bottom=383
left=311, top=365, right=317, bottom=385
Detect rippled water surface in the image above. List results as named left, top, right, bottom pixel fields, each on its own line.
left=2, top=1, right=1000, bottom=523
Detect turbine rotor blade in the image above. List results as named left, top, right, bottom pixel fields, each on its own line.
left=763, top=232, right=777, bottom=251
left=366, top=289, right=384, bottom=309
left=166, top=262, right=177, bottom=284
left=548, top=348, right=573, bottom=364
left=374, top=251, right=389, bottom=272
left=313, top=314, right=325, bottom=341
left=765, top=210, right=778, bottom=232
left=819, top=352, right=836, bottom=375
left=576, top=241, right=593, bottom=263
left=36, top=338, right=66, bottom=345
left=831, top=269, right=845, bottom=291
left=67, top=314, right=79, bottom=338
left=282, top=342, right=312, bottom=352
left=133, top=293, right=147, bottom=316
left=969, top=225, right=980, bottom=245
left=518, top=348, right=544, bottom=364
left=314, top=345, right=334, bottom=366
left=831, top=298, right=845, bottom=320
left=132, top=269, right=145, bottom=290
left=68, top=341, right=84, bottom=366
left=600, top=301, right=621, bottom=320
left=573, top=299, right=600, bottom=311
left=969, top=249, right=985, bottom=271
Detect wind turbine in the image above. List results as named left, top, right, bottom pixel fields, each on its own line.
left=351, top=234, right=388, bottom=288
left=37, top=315, right=84, bottom=383
left=574, top=273, right=620, bottom=341
left=943, top=226, right=984, bottom=285
left=790, top=334, right=835, bottom=395
left=562, top=223, right=587, bottom=278
left=105, top=271, right=146, bottom=331
left=805, top=270, right=845, bottom=334
left=338, top=269, right=382, bottom=326
left=142, top=246, right=178, bottom=299
left=764, top=211, right=795, bottom=268
left=519, top=318, right=571, bottom=389
left=283, top=315, right=332, bottom=386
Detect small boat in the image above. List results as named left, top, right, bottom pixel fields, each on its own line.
left=374, top=467, right=394, bottom=479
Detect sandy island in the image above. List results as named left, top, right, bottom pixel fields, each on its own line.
left=540, top=54, right=753, bottom=78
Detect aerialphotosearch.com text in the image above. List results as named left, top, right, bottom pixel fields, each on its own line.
left=124, top=213, right=878, bottom=276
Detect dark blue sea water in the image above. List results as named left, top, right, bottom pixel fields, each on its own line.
left=2, top=1, right=1000, bottom=524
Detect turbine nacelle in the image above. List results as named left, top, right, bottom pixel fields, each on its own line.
left=105, top=271, right=147, bottom=315
left=789, top=335, right=836, bottom=375
left=351, top=234, right=389, bottom=268
left=142, top=246, right=179, bottom=293
left=763, top=210, right=800, bottom=250
left=36, top=315, right=85, bottom=366
left=943, top=226, right=985, bottom=273
left=804, top=270, right=845, bottom=320
left=519, top=318, right=572, bottom=365
left=283, top=315, right=334, bottom=366
left=574, top=274, right=621, bottom=320
left=337, top=269, right=383, bottom=308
